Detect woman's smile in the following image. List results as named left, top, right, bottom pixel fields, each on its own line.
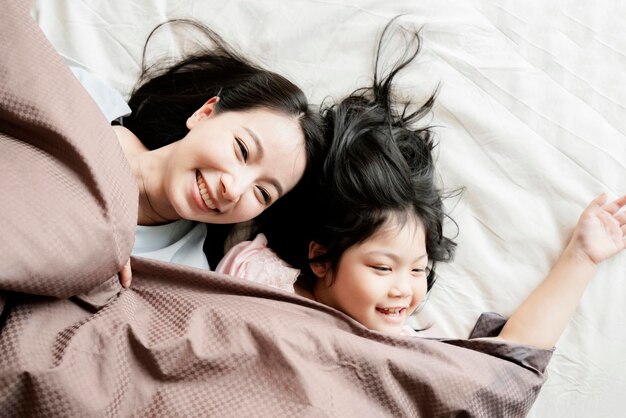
left=195, top=170, right=219, bottom=212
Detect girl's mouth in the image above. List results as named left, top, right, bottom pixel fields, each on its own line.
left=376, top=307, right=404, bottom=315
left=375, top=307, right=406, bottom=322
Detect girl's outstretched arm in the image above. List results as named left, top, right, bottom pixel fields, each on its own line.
left=494, top=193, right=626, bottom=349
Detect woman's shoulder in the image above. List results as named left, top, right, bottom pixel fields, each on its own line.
left=113, top=125, right=148, bottom=158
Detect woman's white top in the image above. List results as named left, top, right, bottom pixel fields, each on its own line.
left=72, top=65, right=210, bottom=270
left=134, top=221, right=210, bottom=270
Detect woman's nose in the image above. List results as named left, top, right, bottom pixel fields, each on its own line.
left=220, top=172, right=250, bottom=202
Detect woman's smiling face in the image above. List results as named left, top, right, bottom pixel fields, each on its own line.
left=163, top=98, right=307, bottom=224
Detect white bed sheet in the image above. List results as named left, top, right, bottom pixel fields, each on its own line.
left=34, top=1, right=626, bottom=416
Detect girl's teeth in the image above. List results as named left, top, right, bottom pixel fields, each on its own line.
left=196, top=172, right=216, bottom=210
left=378, top=308, right=403, bottom=315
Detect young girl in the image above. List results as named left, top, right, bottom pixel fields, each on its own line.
left=217, top=21, right=626, bottom=348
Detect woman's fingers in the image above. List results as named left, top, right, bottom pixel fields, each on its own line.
left=119, top=259, right=132, bottom=288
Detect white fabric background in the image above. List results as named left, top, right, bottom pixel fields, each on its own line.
left=33, top=1, right=626, bottom=416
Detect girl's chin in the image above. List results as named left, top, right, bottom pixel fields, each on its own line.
left=378, top=325, right=404, bottom=334
left=365, top=320, right=405, bottom=335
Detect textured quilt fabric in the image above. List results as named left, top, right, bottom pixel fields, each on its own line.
left=0, top=1, right=136, bottom=298
left=0, top=2, right=552, bottom=417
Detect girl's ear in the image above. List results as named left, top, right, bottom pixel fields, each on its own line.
left=308, top=241, right=330, bottom=279
left=186, top=96, right=220, bottom=129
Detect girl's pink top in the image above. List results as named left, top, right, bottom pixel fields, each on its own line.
left=215, top=233, right=300, bottom=293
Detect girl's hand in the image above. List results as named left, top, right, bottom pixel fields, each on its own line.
left=119, top=258, right=132, bottom=288
left=498, top=193, right=625, bottom=349
left=568, top=193, right=626, bottom=266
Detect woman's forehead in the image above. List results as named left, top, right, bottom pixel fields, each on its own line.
left=228, top=108, right=304, bottom=146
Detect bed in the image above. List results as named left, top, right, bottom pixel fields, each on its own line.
left=1, top=0, right=624, bottom=416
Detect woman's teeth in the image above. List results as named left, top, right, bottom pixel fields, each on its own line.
left=196, top=171, right=217, bottom=210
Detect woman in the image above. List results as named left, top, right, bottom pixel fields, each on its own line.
left=106, top=20, right=326, bottom=286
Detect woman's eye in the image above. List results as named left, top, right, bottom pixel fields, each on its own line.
left=235, top=137, right=248, bottom=162
left=256, top=186, right=271, bottom=205
left=412, top=268, right=426, bottom=275
left=370, top=265, right=391, bottom=272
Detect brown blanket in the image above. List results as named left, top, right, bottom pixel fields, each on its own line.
left=0, top=3, right=552, bottom=417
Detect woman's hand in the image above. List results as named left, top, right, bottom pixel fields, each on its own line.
left=119, top=258, right=132, bottom=288
left=568, top=193, right=626, bottom=266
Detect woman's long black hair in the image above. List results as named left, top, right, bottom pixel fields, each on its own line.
left=122, top=20, right=325, bottom=267
left=260, top=18, right=457, bottom=293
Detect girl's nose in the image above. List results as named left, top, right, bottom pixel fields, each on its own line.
left=389, top=273, right=412, bottom=297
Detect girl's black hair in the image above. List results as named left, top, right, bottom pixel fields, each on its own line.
left=122, top=20, right=325, bottom=267
left=262, top=18, right=457, bottom=293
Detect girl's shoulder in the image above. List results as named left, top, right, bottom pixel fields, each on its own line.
left=216, top=233, right=301, bottom=293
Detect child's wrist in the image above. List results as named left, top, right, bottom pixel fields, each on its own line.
left=562, top=242, right=599, bottom=271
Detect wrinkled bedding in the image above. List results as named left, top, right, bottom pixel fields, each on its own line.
left=0, top=2, right=557, bottom=416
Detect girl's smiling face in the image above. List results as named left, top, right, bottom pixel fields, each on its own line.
left=312, top=214, right=429, bottom=334
left=163, top=97, right=307, bottom=224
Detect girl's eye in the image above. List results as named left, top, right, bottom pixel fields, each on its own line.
left=412, top=268, right=426, bottom=275
left=256, top=186, right=271, bottom=205
left=235, top=137, right=248, bottom=162
left=370, top=265, right=391, bottom=272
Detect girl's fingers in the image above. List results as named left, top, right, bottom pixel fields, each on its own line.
left=594, top=192, right=608, bottom=206
left=585, top=193, right=608, bottom=214
left=598, top=209, right=616, bottom=228
left=603, top=194, right=626, bottom=215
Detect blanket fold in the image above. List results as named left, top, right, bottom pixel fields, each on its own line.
left=1, top=258, right=552, bottom=417
left=0, top=2, right=137, bottom=299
